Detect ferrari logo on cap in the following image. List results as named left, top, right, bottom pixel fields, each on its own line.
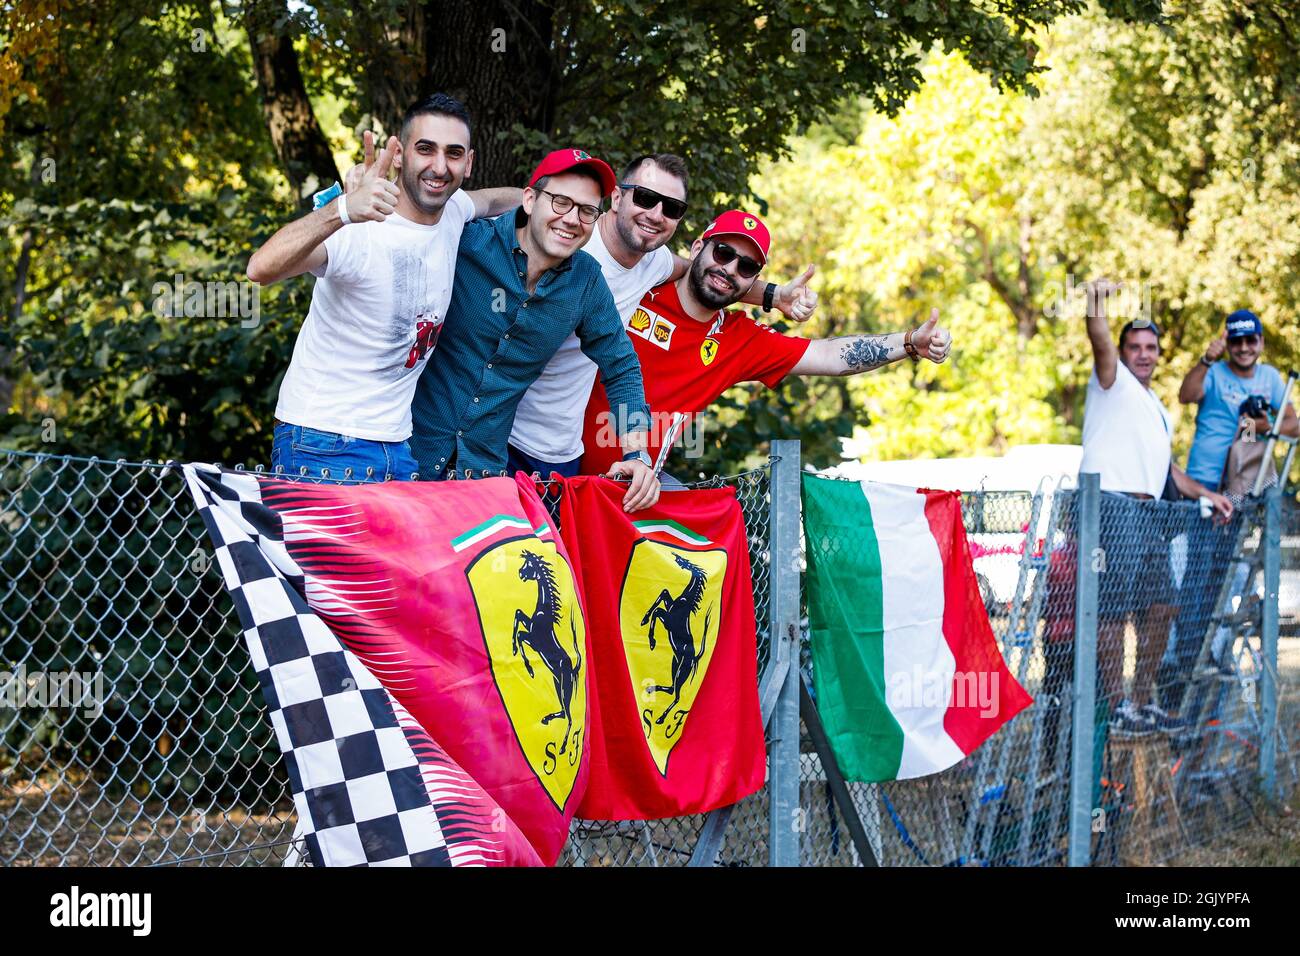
left=743, top=217, right=757, bottom=230
left=700, top=338, right=720, bottom=366
left=574, top=150, right=590, bottom=160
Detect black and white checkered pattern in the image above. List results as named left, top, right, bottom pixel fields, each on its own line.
left=183, top=464, right=465, bottom=866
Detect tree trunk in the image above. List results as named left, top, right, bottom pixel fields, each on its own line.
left=246, top=0, right=340, bottom=207
left=357, top=0, right=560, bottom=189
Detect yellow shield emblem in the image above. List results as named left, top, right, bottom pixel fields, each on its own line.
left=628, top=308, right=652, bottom=333
left=618, top=537, right=727, bottom=775
left=466, top=537, right=586, bottom=810
left=700, top=338, right=720, bottom=366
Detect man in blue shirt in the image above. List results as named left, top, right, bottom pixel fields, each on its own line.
left=1179, top=309, right=1298, bottom=490
left=1162, top=308, right=1299, bottom=711
left=410, top=149, right=660, bottom=511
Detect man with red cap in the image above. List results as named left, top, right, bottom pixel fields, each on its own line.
left=580, top=209, right=955, bottom=477
left=410, top=147, right=660, bottom=510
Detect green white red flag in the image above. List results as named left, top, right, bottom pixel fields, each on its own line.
left=802, top=475, right=1032, bottom=782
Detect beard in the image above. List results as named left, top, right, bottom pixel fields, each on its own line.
left=613, top=210, right=671, bottom=255
left=401, top=162, right=455, bottom=216
left=687, top=254, right=742, bottom=309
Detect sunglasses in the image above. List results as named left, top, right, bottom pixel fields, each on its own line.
left=709, top=240, right=763, bottom=278
left=1227, top=334, right=1261, bottom=346
left=618, top=183, right=687, bottom=220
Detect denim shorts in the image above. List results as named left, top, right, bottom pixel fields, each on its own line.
left=1096, top=492, right=1177, bottom=618
left=270, top=423, right=419, bottom=482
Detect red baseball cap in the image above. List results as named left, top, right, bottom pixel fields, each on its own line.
left=528, top=148, right=617, bottom=198
left=700, top=210, right=770, bottom=264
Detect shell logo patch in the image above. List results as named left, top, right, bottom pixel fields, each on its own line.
left=628, top=308, right=652, bottom=334
left=743, top=217, right=757, bottom=231
left=650, top=317, right=675, bottom=349
left=700, top=338, right=720, bottom=366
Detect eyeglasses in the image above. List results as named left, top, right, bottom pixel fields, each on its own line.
left=534, top=188, right=602, bottom=225
left=618, top=183, right=688, bottom=220
left=709, top=240, right=763, bottom=279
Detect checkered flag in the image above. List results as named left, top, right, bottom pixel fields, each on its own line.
left=182, top=464, right=540, bottom=867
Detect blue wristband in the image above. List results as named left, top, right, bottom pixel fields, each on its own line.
left=312, top=181, right=343, bottom=211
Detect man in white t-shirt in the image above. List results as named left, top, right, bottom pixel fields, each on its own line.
left=505, top=153, right=819, bottom=477
left=1079, top=280, right=1231, bottom=733
left=246, top=94, right=519, bottom=480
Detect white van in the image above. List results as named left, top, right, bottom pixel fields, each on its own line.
left=818, top=444, right=1082, bottom=618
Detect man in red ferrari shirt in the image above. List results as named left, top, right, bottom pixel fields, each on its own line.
left=581, top=209, right=953, bottom=475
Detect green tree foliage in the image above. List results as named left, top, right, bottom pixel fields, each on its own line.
left=734, top=0, right=1298, bottom=479
left=0, top=0, right=1131, bottom=466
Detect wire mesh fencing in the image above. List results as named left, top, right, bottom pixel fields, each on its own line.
left=2, top=448, right=1293, bottom=867
left=0, top=451, right=778, bottom=867
left=798, top=483, right=1297, bottom=867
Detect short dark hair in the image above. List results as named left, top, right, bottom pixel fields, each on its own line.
left=400, top=93, right=472, bottom=146
left=619, top=153, right=689, bottom=197
left=1118, top=319, right=1162, bottom=352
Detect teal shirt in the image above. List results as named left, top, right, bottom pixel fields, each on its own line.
left=410, top=209, right=650, bottom=477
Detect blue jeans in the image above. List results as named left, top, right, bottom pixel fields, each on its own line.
left=271, top=423, right=419, bottom=481
left=506, top=444, right=582, bottom=479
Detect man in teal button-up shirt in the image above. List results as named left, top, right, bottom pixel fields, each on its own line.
left=411, top=149, right=660, bottom=510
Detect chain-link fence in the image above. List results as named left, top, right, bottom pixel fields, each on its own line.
left=0, top=449, right=780, bottom=866
left=798, top=480, right=1297, bottom=867
left=2, top=447, right=1293, bottom=866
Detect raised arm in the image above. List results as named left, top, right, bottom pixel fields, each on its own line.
left=1179, top=333, right=1225, bottom=404
left=1084, top=279, right=1119, bottom=389
left=789, top=308, right=951, bottom=376
left=247, top=135, right=399, bottom=285
left=466, top=187, right=523, bottom=219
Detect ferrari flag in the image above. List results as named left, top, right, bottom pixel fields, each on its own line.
left=802, top=475, right=1032, bottom=782
left=185, top=465, right=590, bottom=865
left=561, top=477, right=765, bottom=820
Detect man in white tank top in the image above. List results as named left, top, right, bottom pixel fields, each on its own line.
left=1079, top=280, right=1231, bottom=733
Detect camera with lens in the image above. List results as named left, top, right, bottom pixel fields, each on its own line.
left=1237, top=394, right=1272, bottom=422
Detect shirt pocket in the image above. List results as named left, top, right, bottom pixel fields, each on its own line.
left=291, top=426, right=349, bottom=455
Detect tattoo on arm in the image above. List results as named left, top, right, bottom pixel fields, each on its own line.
left=838, top=335, right=892, bottom=372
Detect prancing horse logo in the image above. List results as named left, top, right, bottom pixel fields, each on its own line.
left=641, top=552, right=712, bottom=725
left=618, top=537, right=726, bottom=775
left=513, top=549, right=582, bottom=753
left=466, top=535, right=587, bottom=810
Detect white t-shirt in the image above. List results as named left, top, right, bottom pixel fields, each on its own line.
left=1080, top=361, right=1172, bottom=496
left=508, top=223, right=674, bottom=461
left=274, top=192, right=475, bottom=442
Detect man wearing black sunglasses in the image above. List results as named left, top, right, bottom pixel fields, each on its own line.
left=580, top=209, right=954, bottom=476
left=510, top=154, right=820, bottom=479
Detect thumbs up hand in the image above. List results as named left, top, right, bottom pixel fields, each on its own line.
left=1204, top=332, right=1227, bottom=363
left=910, top=307, right=952, bottom=364
left=341, top=131, right=401, bottom=223
left=775, top=265, right=819, bottom=323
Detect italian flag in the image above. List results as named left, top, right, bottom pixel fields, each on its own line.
left=802, top=475, right=1032, bottom=782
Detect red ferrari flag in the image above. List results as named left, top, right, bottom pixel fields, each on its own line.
left=189, top=469, right=587, bottom=865
left=560, top=477, right=765, bottom=820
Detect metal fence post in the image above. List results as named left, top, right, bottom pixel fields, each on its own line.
left=1068, top=472, right=1100, bottom=867
left=1260, top=484, right=1282, bottom=800
left=767, top=439, right=802, bottom=867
